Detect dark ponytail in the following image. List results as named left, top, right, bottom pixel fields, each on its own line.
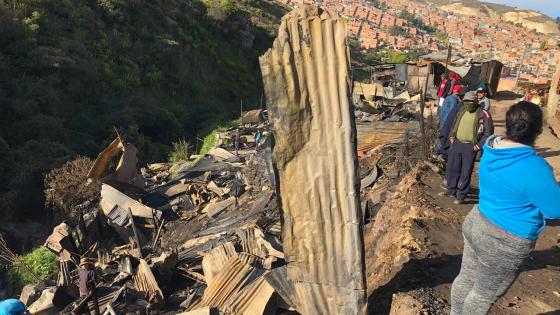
left=506, top=101, right=543, bottom=146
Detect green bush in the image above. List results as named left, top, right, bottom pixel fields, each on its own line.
left=169, top=139, right=192, bottom=163
left=5, top=246, right=58, bottom=295
left=198, top=119, right=240, bottom=156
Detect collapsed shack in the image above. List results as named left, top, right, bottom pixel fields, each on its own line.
left=352, top=56, right=503, bottom=125
left=418, top=54, right=504, bottom=98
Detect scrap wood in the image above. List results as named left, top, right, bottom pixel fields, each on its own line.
left=44, top=222, right=75, bottom=254
left=88, top=134, right=142, bottom=185
left=263, top=266, right=297, bottom=310
left=201, top=242, right=238, bottom=286
left=178, top=233, right=233, bottom=264
left=202, top=196, right=236, bottom=218
left=87, top=137, right=123, bottom=180
left=206, top=181, right=229, bottom=197
left=151, top=219, right=166, bottom=248
left=99, top=286, right=126, bottom=315
left=156, top=179, right=190, bottom=198
left=238, top=252, right=272, bottom=270
left=100, top=184, right=161, bottom=219
left=236, top=227, right=268, bottom=258
left=178, top=267, right=206, bottom=283
left=127, top=208, right=143, bottom=258
left=206, top=148, right=236, bottom=161
left=111, top=143, right=140, bottom=184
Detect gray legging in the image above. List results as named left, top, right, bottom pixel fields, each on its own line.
left=451, top=206, right=535, bottom=315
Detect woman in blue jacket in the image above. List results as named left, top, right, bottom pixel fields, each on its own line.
left=450, top=101, right=560, bottom=315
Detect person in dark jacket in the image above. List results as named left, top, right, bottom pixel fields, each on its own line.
left=440, top=93, right=494, bottom=204
left=78, top=258, right=99, bottom=315
left=435, top=85, right=464, bottom=157
left=450, top=101, right=560, bottom=315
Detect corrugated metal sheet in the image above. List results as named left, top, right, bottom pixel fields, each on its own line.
left=221, top=276, right=275, bottom=315
left=106, top=205, right=130, bottom=226
left=263, top=266, right=296, bottom=309
left=201, top=242, right=238, bottom=286
left=260, top=5, right=367, bottom=314
left=197, top=257, right=264, bottom=309
left=100, top=184, right=161, bottom=219
left=133, top=259, right=164, bottom=305
left=238, top=252, right=272, bottom=270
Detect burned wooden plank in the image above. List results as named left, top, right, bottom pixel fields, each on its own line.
left=202, top=197, right=236, bottom=218
left=259, top=5, right=367, bottom=314
left=87, top=137, right=123, bottom=180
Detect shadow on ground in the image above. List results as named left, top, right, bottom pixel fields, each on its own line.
left=367, top=247, right=560, bottom=314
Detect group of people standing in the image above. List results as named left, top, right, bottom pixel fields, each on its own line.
left=434, top=74, right=560, bottom=314
left=436, top=79, right=493, bottom=204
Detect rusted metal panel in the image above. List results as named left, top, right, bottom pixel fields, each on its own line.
left=259, top=5, right=367, bottom=314
left=201, top=242, right=238, bottom=286
left=197, top=256, right=264, bottom=309
left=221, top=276, right=276, bottom=315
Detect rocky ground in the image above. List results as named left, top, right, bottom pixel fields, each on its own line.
left=363, top=94, right=560, bottom=314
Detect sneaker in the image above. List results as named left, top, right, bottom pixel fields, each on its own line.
left=438, top=191, right=454, bottom=197
left=454, top=199, right=467, bottom=205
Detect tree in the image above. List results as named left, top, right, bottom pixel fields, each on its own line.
left=387, top=50, right=408, bottom=64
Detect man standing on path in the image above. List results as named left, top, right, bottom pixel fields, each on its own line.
left=435, top=85, right=464, bottom=158
left=476, top=87, right=490, bottom=112
left=440, top=93, right=494, bottom=204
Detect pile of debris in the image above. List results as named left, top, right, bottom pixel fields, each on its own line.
left=353, top=81, right=421, bottom=123
left=18, top=113, right=291, bottom=314
left=9, top=6, right=427, bottom=314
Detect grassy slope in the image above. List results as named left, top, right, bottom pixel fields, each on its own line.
left=0, top=0, right=286, bottom=223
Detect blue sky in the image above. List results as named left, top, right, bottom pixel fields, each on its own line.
left=483, top=0, right=560, bottom=18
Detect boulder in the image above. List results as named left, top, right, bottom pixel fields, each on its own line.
left=20, top=284, right=42, bottom=306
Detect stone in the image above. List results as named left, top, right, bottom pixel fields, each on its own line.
left=19, top=284, right=43, bottom=306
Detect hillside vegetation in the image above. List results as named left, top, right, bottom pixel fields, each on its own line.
left=0, top=0, right=285, bottom=223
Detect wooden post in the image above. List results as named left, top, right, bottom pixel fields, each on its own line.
left=419, top=64, right=430, bottom=159
left=128, top=208, right=142, bottom=258
left=444, top=44, right=452, bottom=76
left=547, top=59, right=560, bottom=121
